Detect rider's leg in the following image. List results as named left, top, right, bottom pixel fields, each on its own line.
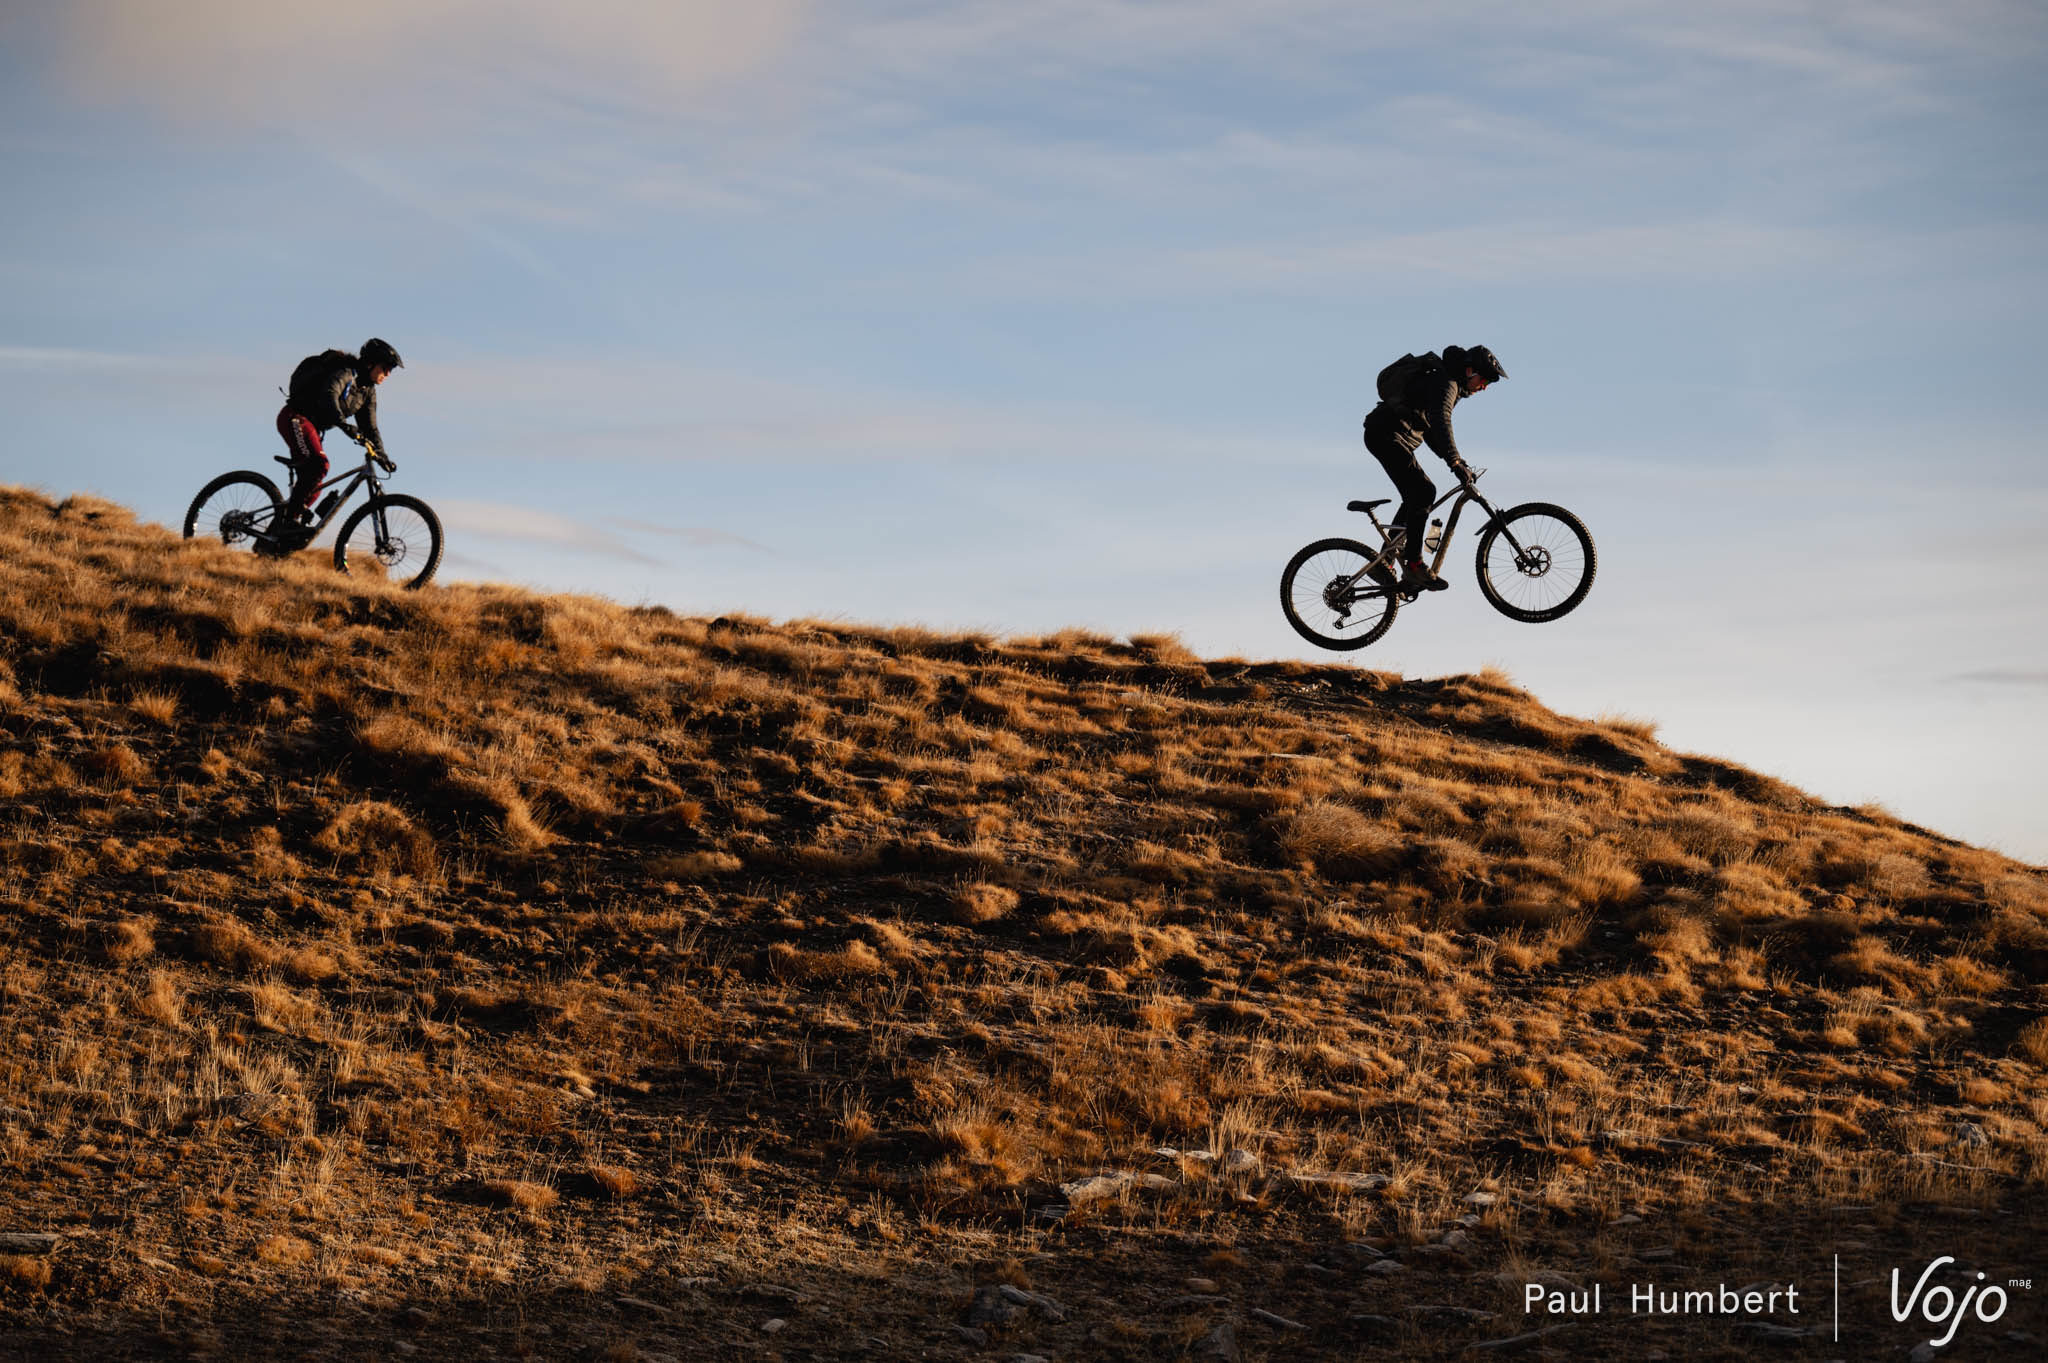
left=276, top=407, right=326, bottom=520
left=1365, top=431, right=1437, bottom=582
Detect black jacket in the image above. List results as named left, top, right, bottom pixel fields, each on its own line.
left=286, top=350, right=385, bottom=453
left=1363, top=364, right=1464, bottom=464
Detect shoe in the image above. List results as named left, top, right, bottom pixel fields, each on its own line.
left=1367, top=559, right=1400, bottom=592
left=1402, top=559, right=1449, bottom=592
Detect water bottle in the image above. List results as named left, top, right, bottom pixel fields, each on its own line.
left=316, top=491, right=341, bottom=518
left=1424, top=518, right=1445, bottom=553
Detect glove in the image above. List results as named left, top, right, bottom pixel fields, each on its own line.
left=339, top=423, right=362, bottom=442
left=376, top=453, right=397, bottom=473
left=1450, top=459, right=1473, bottom=483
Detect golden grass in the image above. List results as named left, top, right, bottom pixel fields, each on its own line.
left=0, top=483, right=2044, bottom=1355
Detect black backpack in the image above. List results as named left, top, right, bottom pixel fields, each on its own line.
left=1375, top=351, right=1440, bottom=407
left=287, top=348, right=353, bottom=415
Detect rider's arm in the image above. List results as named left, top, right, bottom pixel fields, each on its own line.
left=1420, top=374, right=1464, bottom=467
left=354, top=382, right=385, bottom=457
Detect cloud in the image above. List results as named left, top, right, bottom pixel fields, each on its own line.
left=1951, top=669, right=2048, bottom=687
left=435, top=500, right=667, bottom=566
left=607, top=518, right=770, bottom=553
left=48, top=0, right=807, bottom=125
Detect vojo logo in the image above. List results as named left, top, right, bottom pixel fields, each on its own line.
left=1891, top=1256, right=2010, bottom=1348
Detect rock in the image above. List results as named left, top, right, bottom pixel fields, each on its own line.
left=952, top=1326, right=990, bottom=1347
left=614, top=1296, right=670, bottom=1317
left=0, top=1233, right=61, bottom=1254
left=1185, top=1277, right=1220, bottom=1293
left=1406, top=1305, right=1494, bottom=1323
left=760, top=1319, right=787, bottom=1334
left=1464, top=1191, right=1498, bottom=1207
left=1190, top=1322, right=1242, bottom=1363
left=1060, top=1172, right=1132, bottom=1202
left=1249, top=1308, right=1306, bottom=1331
left=1346, top=1314, right=1397, bottom=1333
left=1290, top=1170, right=1390, bottom=1192
left=1954, top=1122, right=1989, bottom=1148
left=1008, top=1355, right=1050, bottom=1363
left=1440, top=1229, right=1472, bottom=1250
left=1347, top=1242, right=1387, bottom=1260
left=1220, top=1149, right=1261, bottom=1174
left=967, top=1283, right=1068, bottom=1328
left=1910, top=1345, right=1939, bottom=1363
left=1367, top=1259, right=1406, bottom=1275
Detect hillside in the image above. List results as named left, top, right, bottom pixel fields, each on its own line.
left=0, top=485, right=2044, bottom=1362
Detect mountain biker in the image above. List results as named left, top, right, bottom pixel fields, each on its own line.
left=1363, top=344, right=1505, bottom=591
left=274, top=339, right=402, bottom=548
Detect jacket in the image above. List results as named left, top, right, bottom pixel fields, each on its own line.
left=1363, top=363, right=1464, bottom=464
left=286, top=349, right=385, bottom=454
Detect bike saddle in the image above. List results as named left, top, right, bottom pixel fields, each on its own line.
left=1347, top=499, right=1391, bottom=513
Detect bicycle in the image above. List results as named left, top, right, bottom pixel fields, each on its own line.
left=1279, top=468, right=1594, bottom=650
left=182, top=432, right=444, bottom=590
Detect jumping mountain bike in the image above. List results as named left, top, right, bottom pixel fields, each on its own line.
left=182, top=433, right=444, bottom=590
left=1279, top=468, right=1594, bottom=650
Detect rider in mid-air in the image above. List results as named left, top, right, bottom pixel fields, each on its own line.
left=1363, top=344, right=1505, bottom=591
left=275, top=339, right=402, bottom=549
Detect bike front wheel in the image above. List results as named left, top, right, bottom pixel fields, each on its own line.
left=183, top=471, right=286, bottom=552
left=333, top=494, right=444, bottom=590
left=1280, top=537, right=1400, bottom=651
left=1473, top=502, right=1596, bottom=622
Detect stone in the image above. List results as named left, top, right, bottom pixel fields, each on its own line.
left=1185, top=1277, right=1220, bottom=1293
left=1190, top=1322, right=1242, bottom=1363
left=967, top=1283, right=1068, bottom=1328
left=1366, top=1259, right=1406, bottom=1275
left=1249, top=1308, right=1306, bottom=1331
left=952, top=1326, right=990, bottom=1347
left=1220, top=1149, right=1261, bottom=1174
left=1464, top=1191, right=1498, bottom=1207
left=1954, top=1122, right=1990, bottom=1148
left=0, top=1233, right=61, bottom=1254
left=760, top=1319, right=787, bottom=1334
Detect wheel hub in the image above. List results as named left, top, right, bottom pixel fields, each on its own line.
left=375, top=537, right=407, bottom=567
left=1515, top=546, right=1552, bottom=577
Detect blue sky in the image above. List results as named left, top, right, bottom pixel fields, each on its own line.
left=3, top=1, right=2045, bottom=861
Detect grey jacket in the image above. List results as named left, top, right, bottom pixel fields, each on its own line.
left=1363, top=365, right=1464, bottom=464
left=286, top=349, right=385, bottom=453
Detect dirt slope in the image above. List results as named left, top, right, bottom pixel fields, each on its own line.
left=1, top=487, right=2044, bottom=1361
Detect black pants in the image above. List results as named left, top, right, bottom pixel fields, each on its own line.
left=1363, top=423, right=1435, bottom=562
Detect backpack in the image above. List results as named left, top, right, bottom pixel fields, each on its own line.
left=287, top=348, right=353, bottom=415
left=1375, top=351, right=1440, bottom=407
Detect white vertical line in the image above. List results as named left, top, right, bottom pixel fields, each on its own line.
left=1834, top=1253, right=1840, bottom=1342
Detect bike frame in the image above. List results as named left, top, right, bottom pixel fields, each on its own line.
left=260, top=443, right=390, bottom=542
left=1344, top=469, right=1529, bottom=597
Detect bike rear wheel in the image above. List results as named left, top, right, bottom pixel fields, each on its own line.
left=333, top=494, right=444, bottom=590
left=1280, top=537, right=1400, bottom=650
left=183, top=471, right=286, bottom=553
left=1473, top=502, right=1596, bottom=622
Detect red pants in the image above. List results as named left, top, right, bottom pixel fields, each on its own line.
left=276, top=406, right=325, bottom=511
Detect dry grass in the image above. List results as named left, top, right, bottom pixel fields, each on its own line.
left=0, top=484, right=2044, bottom=1360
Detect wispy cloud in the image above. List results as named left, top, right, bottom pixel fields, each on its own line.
left=1951, top=669, right=2048, bottom=687
left=607, top=518, right=770, bottom=553
left=48, top=0, right=807, bottom=126
left=436, top=500, right=667, bottom=567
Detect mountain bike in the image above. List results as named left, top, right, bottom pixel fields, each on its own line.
left=182, top=433, right=444, bottom=590
left=1279, top=468, right=1594, bottom=650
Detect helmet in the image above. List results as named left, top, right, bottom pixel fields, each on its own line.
left=1457, top=344, right=1506, bottom=382
left=360, top=338, right=404, bottom=372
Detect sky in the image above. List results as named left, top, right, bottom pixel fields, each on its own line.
left=1, top=1, right=2044, bottom=863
